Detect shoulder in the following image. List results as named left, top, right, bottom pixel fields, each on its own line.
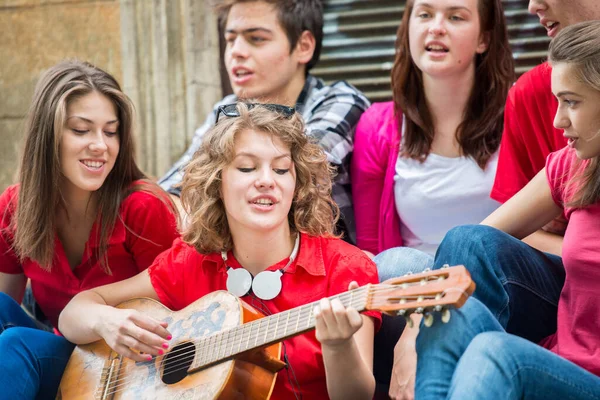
left=306, top=76, right=370, bottom=107
left=546, top=145, right=575, bottom=174
left=356, top=101, right=399, bottom=140
left=0, top=184, right=19, bottom=224
left=318, top=236, right=375, bottom=267
left=0, top=184, right=19, bottom=206
left=510, top=63, right=552, bottom=100
left=120, top=182, right=175, bottom=220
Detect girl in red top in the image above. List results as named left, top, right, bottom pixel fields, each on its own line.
left=0, top=60, right=179, bottom=399
left=59, top=103, right=382, bottom=399
left=414, top=21, right=600, bottom=399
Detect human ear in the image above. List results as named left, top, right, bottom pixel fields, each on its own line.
left=293, top=30, right=316, bottom=65
left=476, top=31, right=490, bottom=54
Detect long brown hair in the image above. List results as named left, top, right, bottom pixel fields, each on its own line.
left=392, top=0, right=514, bottom=168
left=181, top=103, right=338, bottom=254
left=10, top=60, right=172, bottom=272
left=549, top=21, right=600, bottom=207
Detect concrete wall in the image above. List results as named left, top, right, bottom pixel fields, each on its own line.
left=0, top=0, right=221, bottom=190
left=0, top=0, right=122, bottom=191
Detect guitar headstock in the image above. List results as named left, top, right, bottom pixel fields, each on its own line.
left=366, top=265, right=475, bottom=327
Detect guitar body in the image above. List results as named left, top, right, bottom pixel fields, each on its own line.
left=58, top=291, right=282, bottom=399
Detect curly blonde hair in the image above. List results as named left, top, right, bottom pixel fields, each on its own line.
left=180, top=103, right=339, bottom=253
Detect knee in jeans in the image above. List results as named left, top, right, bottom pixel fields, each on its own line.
left=0, top=326, right=29, bottom=347
left=0, top=292, right=19, bottom=309
left=442, top=225, right=499, bottom=250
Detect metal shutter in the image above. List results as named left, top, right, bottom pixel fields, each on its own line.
left=314, top=0, right=549, bottom=102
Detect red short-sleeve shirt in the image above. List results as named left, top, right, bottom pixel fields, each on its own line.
left=148, top=233, right=382, bottom=399
left=492, top=63, right=567, bottom=203
left=0, top=183, right=179, bottom=328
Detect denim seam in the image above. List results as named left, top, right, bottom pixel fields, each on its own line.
left=503, top=279, right=560, bottom=307
left=507, top=365, right=600, bottom=399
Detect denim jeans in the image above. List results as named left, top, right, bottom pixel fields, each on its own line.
left=416, top=298, right=600, bottom=400
left=415, top=225, right=600, bottom=399
left=0, top=292, right=74, bottom=400
left=374, top=246, right=435, bottom=283
left=372, top=246, right=434, bottom=396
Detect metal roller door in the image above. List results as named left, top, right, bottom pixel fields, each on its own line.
left=314, top=0, right=549, bottom=102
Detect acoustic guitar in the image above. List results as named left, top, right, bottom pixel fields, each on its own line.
left=57, top=265, right=474, bottom=399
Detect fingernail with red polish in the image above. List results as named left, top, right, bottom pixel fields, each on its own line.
left=147, top=355, right=153, bottom=361
left=158, top=349, right=164, bottom=355
left=162, top=342, right=169, bottom=349
left=166, top=335, right=172, bottom=340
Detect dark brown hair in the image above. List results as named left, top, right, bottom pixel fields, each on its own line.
left=392, top=0, right=514, bottom=168
left=10, top=60, right=173, bottom=272
left=549, top=21, right=600, bottom=207
left=214, top=0, right=324, bottom=72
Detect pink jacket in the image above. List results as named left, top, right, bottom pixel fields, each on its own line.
left=351, top=101, right=404, bottom=254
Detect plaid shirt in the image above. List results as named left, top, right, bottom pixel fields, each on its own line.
left=159, top=75, right=370, bottom=244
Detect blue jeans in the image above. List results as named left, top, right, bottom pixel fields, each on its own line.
left=374, top=246, right=434, bottom=282
left=415, top=225, right=600, bottom=399
left=0, top=292, right=74, bottom=400
left=372, top=247, right=434, bottom=395
left=416, top=298, right=600, bottom=400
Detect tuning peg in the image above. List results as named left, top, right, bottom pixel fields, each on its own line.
left=404, top=315, right=414, bottom=328
left=441, top=308, right=451, bottom=323
left=423, top=313, right=434, bottom=327
left=415, top=307, right=424, bottom=314
left=442, top=264, right=450, bottom=269
left=434, top=305, right=442, bottom=312
left=397, top=309, right=406, bottom=316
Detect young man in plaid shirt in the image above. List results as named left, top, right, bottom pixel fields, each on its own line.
left=159, top=0, right=369, bottom=244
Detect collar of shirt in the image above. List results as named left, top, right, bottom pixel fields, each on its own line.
left=201, top=232, right=326, bottom=277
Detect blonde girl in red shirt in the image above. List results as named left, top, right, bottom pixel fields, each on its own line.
left=59, top=103, right=382, bottom=399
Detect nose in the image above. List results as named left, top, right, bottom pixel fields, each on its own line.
left=254, top=168, right=275, bottom=189
left=88, top=130, right=108, bottom=153
left=528, top=0, right=545, bottom=16
left=229, top=36, right=249, bottom=59
left=428, top=15, right=447, bottom=36
left=553, top=106, right=570, bottom=130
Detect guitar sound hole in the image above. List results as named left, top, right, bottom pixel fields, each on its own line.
left=162, top=341, right=196, bottom=384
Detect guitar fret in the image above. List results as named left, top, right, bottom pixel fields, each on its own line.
left=307, top=304, right=313, bottom=328
left=263, top=317, right=270, bottom=346
left=284, top=311, right=290, bottom=337
left=294, top=307, right=301, bottom=332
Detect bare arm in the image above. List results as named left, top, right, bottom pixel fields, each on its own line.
left=58, top=270, right=170, bottom=362
left=0, top=272, right=27, bottom=304
left=482, top=168, right=562, bottom=239
left=522, top=229, right=563, bottom=256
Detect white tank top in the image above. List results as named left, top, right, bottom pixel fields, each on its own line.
left=393, top=124, right=500, bottom=256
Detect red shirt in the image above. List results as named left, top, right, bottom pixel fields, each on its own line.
left=540, top=147, right=600, bottom=376
left=148, top=233, right=382, bottom=399
left=0, top=184, right=179, bottom=328
left=492, top=63, right=567, bottom=203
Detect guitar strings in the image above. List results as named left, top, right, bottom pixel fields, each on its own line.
left=95, top=283, right=453, bottom=397
left=95, top=283, right=452, bottom=398
left=94, top=283, right=459, bottom=396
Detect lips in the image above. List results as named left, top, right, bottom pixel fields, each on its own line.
left=250, top=195, right=277, bottom=207
left=80, top=160, right=105, bottom=170
left=425, top=41, right=449, bottom=53
left=231, top=66, right=254, bottom=84
left=539, top=17, right=559, bottom=37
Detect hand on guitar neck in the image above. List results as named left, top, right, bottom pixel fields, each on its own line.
left=58, top=265, right=475, bottom=399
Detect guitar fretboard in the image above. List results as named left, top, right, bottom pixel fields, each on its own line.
left=191, top=285, right=371, bottom=369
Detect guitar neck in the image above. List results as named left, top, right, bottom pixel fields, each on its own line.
left=191, top=286, right=371, bottom=370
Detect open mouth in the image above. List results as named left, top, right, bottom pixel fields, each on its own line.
left=426, top=44, right=449, bottom=53
left=80, top=160, right=105, bottom=170
left=252, top=198, right=274, bottom=206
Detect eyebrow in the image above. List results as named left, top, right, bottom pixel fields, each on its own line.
left=414, top=2, right=471, bottom=12
left=67, top=116, right=119, bottom=125
left=225, top=27, right=273, bottom=35
left=234, top=152, right=291, bottom=160
left=555, top=91, right=581, bottom=97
